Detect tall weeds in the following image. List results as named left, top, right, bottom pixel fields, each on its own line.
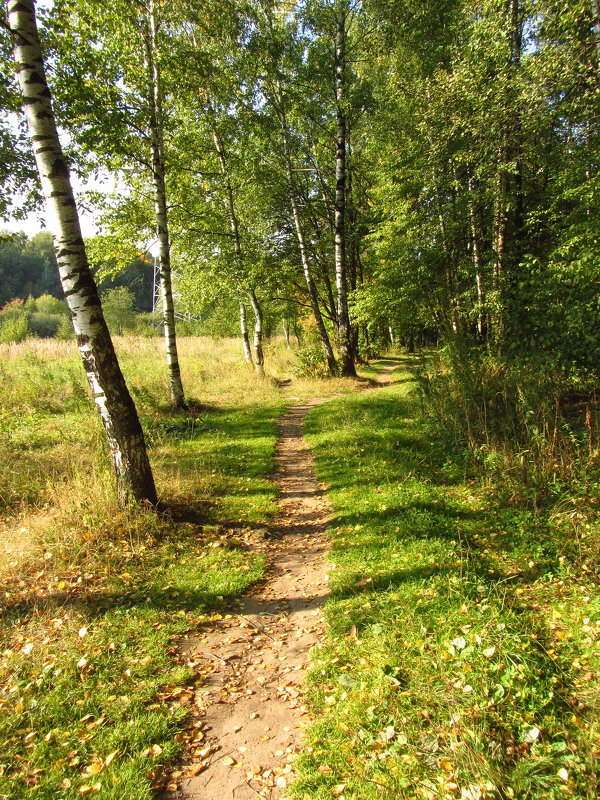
left=418, top=346, right=599, bottom=506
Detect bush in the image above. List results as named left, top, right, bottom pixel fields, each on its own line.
left=418, top=345, right=598, bottom=504
left=0, top=314, right=29, bottom=343
left=56, top=316, right=75, bottom=340
left=294, top=342, right=331, bottom=378
left=29, top=312, right=62, bottom=338
left=133, top=313, right=162, bottom=337
left=34, top=294, right=69, bottom=317
left=101, top=287, right=136, bottom=335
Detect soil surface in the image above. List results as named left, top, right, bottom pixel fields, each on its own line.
left=170, top=399, right=331, bottom=799
left=167, top=363, right=397, bottom=800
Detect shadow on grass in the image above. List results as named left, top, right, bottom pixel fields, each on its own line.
left=0, top=556, right=264, bottom=624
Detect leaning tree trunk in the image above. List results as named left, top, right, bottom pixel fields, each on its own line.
left=142, top=0, right=185, bottom=409
left=274, top=80, right=337, bottom=375
left=8, top=0, right=156, bottom=506
left=334, top=6, right=356, bottom=377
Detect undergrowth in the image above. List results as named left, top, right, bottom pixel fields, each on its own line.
left=417, top=347, right=600, bottom=509
left=296, top=362, right=598, bottom=800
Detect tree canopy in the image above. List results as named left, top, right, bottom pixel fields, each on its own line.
left=1, top=0, right=599, bottom=375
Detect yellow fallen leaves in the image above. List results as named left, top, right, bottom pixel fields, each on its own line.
left=79, top=782, right=101, bottom=794
left=141, top=744, right=163, bottom=758
left=84, top=751, right=118, bottom=777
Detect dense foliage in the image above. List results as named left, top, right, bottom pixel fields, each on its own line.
left=2, top=0, right=598, bottom=373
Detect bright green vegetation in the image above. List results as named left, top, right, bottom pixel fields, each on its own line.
left=0, top=335, right=372, bottom=798
left=296, top=363, right=599, bottom=800
left=0, top=337, right=285, bottom=799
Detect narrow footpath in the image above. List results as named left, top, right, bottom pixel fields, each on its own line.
left=173, top=400, right=331, bottom=799
left=170, top=364, right=397, bottom=800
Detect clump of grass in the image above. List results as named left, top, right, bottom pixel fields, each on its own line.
left=295, top=372, right=598, bottom=800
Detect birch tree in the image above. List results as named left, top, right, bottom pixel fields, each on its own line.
left=50, top=0, right=186, bottom=408
left=333, top=1, right=356, bottom=376
left=5, top=0, right=157, bottom=506
left=140, top=0, right=185, bottom=407
left=252, top=1, right=338, bottom=374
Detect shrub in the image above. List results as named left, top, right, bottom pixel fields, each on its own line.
left=101, top=287, right=136, bottom=335
left=294, top=342, right=331, bottom=378
left=133, top=312, right=162, bottom=337
left=0, top=314, right=29, bottom=343
left=29, top=312, right=62, bottom=338
left=418, top=345, right=599, bottom=504
left=56, top=316, right=75, bottom=340
left=34, top=294, right=69, bottom=317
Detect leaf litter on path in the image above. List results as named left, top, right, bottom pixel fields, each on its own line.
left=164, top=400, right=332, bottom=800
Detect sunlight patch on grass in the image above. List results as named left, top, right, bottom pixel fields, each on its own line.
left=296, top=375, right=598, bottom=800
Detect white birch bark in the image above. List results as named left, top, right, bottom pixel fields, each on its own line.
left=248, top=289, right=265, bottom=376
left=239, top=301, right=253, bottom=365
left=212, top=129, right=264, bottom=374
left=274, top=80, right=338, bottom=375
left=334, top=4, right=356, bottom=377
left=141, top=0, right=185, bottom=409
left=468, top=178, right=485, bottom=338
left=7, top=0, right=156, bottom=506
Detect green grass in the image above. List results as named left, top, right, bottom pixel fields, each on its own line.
left=2, top=343, right=597, bottom=799
left=294, top=364, right=599, bottom=800
left=0, top=337, right=286, bottom=798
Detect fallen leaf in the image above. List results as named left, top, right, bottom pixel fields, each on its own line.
left=522, top=727, right=540, bottom=744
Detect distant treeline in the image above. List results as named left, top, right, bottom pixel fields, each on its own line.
left=0, top=231, right=154, bottom=311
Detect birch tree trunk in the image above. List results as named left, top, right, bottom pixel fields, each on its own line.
left=211, top=129, right=263, bottom=372
left=7, top=0, right=156, bottom=507
left=239, top=302, right=253, bottom=365
left=334, top=3, right=356, bottom=377
left=248, top=290, right=265, bottom=376
left=468, top=179, right=485, bottom=339
left=141, top=0, right=185, bottom=409
left=274, top=81, right=337, bottom=375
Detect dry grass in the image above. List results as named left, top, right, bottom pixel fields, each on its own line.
left=0, top=334, right=369, bottom=582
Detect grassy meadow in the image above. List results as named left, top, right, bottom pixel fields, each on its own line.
left=0, top=335, right=367, bottom=799
left=0, top=340, right=597, bottom=799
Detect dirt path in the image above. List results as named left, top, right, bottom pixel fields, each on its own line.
left=168, top=362, right=398, bottom=799
left=170, top=400, right=331, bottom=799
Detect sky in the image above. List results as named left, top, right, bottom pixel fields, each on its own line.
left=2, top=189, right=100, bottom=240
